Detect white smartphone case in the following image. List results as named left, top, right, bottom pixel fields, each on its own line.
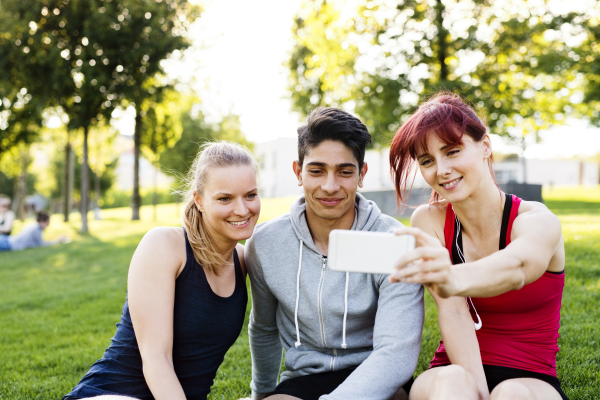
left=328, top=230, right=416, bottom=275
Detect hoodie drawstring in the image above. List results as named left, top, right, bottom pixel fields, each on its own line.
left=342, top=272, right=349, bottom=349
left=294, top=240, right=303, bottom=348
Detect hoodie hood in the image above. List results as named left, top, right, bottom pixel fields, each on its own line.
left=289, top=193, right=382, bottom=254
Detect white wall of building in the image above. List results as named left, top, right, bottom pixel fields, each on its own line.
left=114, top=136, right=175, bottom=191
left=253, top=138, right=599, bottom=198
left=494, top=158, right=599, bottom=186
left=254, top=138, right=304, bottom=198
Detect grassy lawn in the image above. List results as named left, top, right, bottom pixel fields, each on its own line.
left=0, top=190, right=598, bottom=399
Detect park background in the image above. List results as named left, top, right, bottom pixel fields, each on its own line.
left=1, top=0, right=599, bottom=398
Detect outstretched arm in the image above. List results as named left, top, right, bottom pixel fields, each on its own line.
left=390, top=204, right=563, bottom=298
left=128, top=227, right=187, bottom=400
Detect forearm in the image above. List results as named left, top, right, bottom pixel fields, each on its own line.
left=142, top=356, right=186, bottom=400
left=438, top=309, right=488, bottom=398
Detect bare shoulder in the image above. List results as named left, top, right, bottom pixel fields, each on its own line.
left=236, top=243, right=246, bottom=275
left=132, top=227, right=187, bottom=274
left=140, top=226, right=185, bottom=250
left=513, top=200, right=562, bottom=244
left=411, top=201, right=448, bottom=238
left=517, top=200, right=560, bottom=223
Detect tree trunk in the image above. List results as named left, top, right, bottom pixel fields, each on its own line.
left=63, top=141, right=72, bottom=222
left=68, top=144, right=74, bottom=219
left=12, top=150, right=29, bottom=221
left=153, top=165, right=158, bottom=222
left=94, top=169, right=101, bottom=220
left=81, top=126, right=89, bottom=233
left=435, top=0, right=449, bottom=82
left=132, top=103, right=142, bottom=221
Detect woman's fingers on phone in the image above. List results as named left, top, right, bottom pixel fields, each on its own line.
left=391, top=258, right=448, bottom=280
left=395, top=246, right=448, bottom=270
left=393, top=226, right=438, bottom=247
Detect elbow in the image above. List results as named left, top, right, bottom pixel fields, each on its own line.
left=510, top=257, right=526, bottom=291
left=140, top=350, right=173, bottom=372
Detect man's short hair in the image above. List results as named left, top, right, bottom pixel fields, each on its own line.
left=37, top=211, right=50, bottom=223
left=298, top=107, right=372, bottom=169
left=0, top=194, right=10, bottom=204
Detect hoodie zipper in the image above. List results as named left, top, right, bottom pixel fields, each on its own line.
left=317, top=256, right=328, bottom=348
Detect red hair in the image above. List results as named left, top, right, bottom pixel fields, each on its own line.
left=389, top=92, right=496, bottom=209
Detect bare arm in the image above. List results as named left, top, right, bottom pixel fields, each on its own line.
left=410, top=206, right=489, bottom=399
left=391, top=203, right=563, bottom=298
left=128, top=227, right=187, bottom=400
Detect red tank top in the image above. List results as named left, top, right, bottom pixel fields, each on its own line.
left=429, top=194, right=565, bottom=377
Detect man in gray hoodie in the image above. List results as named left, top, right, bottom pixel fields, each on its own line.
left=245, top=107, right=424, bottom=400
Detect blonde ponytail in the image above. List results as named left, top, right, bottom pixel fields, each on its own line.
left=182, top=141, right=258, bottom=276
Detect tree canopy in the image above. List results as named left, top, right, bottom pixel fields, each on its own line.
left=288, top=0, right=583, bottom=145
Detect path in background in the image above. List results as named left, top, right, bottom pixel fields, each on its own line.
left=0, top=189, right=598, bottom=399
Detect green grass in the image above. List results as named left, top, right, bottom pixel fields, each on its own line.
left=0, top=190, right=598, bottom=399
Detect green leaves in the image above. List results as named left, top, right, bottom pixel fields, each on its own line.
left=287, top=0, right=591, bottom=145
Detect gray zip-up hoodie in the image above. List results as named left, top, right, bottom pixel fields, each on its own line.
left=246, top=194, right=424, bottom=400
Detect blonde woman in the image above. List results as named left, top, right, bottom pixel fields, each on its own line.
left=63, top=141, right=260, bottom=400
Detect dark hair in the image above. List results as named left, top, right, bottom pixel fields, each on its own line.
left=298, top=107, right=372, bottom=169
left=37, top=211, right=50, bottom=223
left=389, top=92, right=496, bottom=207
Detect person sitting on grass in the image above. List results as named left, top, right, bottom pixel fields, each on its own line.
left=243, top=107, right=424, bottom=400
left=62, top=141, right=261, bottom=400
left=388, top=92, right=568, bottom=400
left=0, top=194, right=15, bottom=236
left=0, top=211, right=68, bottom=252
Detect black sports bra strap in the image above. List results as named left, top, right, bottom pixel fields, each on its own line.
left=499, top=193, right=513, bottom=250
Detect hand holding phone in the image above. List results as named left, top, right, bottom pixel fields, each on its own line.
left=328, top=230, right=415, bottom=275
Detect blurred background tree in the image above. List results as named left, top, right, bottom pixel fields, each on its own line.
left=1, top=0, right=200, bottom=231
left=159, top=98, right=251, bottom=186
left=139, top=90, right=183, bottom=220
left=288, top=0, right=581, bottom=162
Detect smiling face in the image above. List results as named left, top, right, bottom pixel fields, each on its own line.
left=417, top=133, right=492, bottom=203
left=195, top=164, right=260, bottom=245
left=294, top=139, right=367, bottom=221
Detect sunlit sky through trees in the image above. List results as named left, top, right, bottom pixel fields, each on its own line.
left=53, top=0, right=600, bottom=159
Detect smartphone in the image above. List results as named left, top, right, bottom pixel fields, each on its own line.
left=328, top=230, right=415, bottom=275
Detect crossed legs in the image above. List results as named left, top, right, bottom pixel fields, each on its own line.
left=409, top=365, right=564, bottom=400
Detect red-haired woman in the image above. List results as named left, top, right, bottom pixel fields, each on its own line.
left=388, top=93, right=568, bottom=400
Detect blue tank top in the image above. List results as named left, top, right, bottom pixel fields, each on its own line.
left=64, top=229, right=248, bottom=400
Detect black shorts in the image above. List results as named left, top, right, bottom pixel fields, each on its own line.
left=432, top=364, right=569, bottom=400
left=265, top=367, right=414, bottom=400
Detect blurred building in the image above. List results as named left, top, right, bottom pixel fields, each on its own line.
left=494, top=158, right=599, bottom=186
left=114, top=135, right=174, bottom=191
left=254, top=138, right=600, bottom=198
left=254, top=138, right=303, bottom=198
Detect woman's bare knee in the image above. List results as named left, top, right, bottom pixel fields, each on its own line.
left=410, top=365, right=478, bottom=400
left=491, top=380, right=531, bottom=400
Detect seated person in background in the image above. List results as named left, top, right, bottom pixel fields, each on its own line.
left=388, top=92, right=567, bottom=400
left=245, top=107, right=424, bottom=400
left=0, top=195, right=15, bottom=235
left=0, top=211, right=68, bottom=252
